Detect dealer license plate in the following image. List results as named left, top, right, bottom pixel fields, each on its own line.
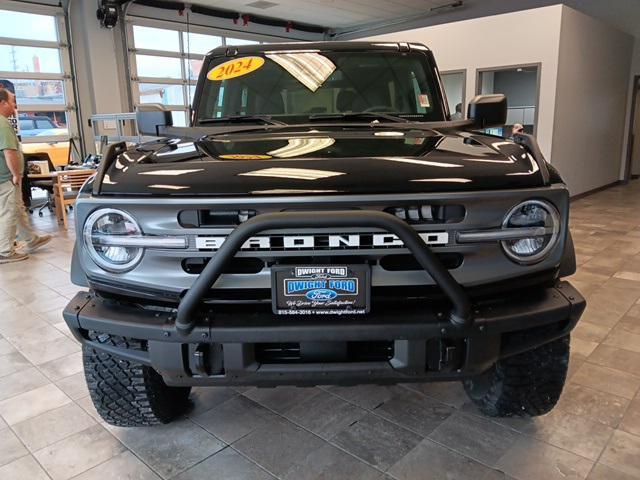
left=272, top=265, right=371, bottom=315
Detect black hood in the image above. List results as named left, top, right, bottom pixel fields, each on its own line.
left=99, top=128, right=546, bottom=196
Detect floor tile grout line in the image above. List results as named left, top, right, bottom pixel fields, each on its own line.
left=4, top=422, right=55, bottom=480
left=188, top=392, right=381, bottom=480
left=242, top=386, right=518, bottom=477
left=319, top=384, right=478, bottom=441
left=69, top=420, right=165, bottom=480
left=233, top=390, right=393, bottom=477
left=226, top=444, right=283, bottom=480
left=0, top=331, right=82, bottom=388
left=161, top=443, right=235, bottom=480
left=101, top=415, right=226, bottom=480
left=171, top=417, right=283, bottom=480
left=0, top=451, right=30, bottom=472
left=3, top=402, right=97, bottom=456
left=580, top=357, right=640, bottom=384
left=321, top=384, right=607, bottom=469
left=581, top=425, right=617, bottom=480
left=0, top=276, right=67, bottom=300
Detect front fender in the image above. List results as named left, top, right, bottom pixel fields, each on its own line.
left=70, top=245, right=89, bottom=287
left=559, top=231, right=576, bottom=278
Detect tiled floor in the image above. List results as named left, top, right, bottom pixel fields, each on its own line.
left=1, top=183, right=640, bottom=479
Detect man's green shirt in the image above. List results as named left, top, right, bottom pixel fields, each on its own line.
left=0, top=115, right=23, bottom=184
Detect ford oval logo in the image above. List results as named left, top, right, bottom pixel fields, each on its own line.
left=306, top=289, right=337, bottom=301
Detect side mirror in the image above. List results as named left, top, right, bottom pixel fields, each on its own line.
left=467, top=94, right=507, bottom=129
left=136, top=104, right=173, bottom=136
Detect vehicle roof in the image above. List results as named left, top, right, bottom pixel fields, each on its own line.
left=18, top=114, right=51, bottom=120
left=205, top=41, right=431, bottom=58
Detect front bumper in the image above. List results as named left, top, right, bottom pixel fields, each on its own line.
left=63, top=281, right=585, bottom=387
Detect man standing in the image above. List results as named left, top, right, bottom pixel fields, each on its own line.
left=0, top=89, right=52, bottom=264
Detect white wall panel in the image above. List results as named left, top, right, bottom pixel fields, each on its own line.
left=552, top=6, right=633, bottom=195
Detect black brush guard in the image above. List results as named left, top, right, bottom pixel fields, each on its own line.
left=175, top=210, right=473, bottom=335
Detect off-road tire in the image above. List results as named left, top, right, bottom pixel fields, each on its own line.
left=83, top=333, right=191, bottom=427
left=463, top=335, right=570, bottom=417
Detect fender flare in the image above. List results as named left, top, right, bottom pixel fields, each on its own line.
left=559, top=231, right=576, bottom=278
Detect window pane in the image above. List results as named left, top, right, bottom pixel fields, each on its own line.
left=225, top=38, right=258, bottom=46
left=133, top=25, right=179, bottom=52
left=441, top=72, right=465, bottom=119
left=184, top=58, right=204, bottom=81
left=18, top=110, right=67, bottom=138
left=182, top=32, right=221, bottom=55
left=171, top=111, right=187, bottom=127
left=10, top=79, right=65, bottom=105
left=0, top=10, right=57, bottom=42
left=136, top=55, right=182, bottom=79
left=0, top=45, right=62, bottom=74
left=479, top=66, right=538, bottom=136
left=22, top=113, right=70, bottom=167
left=19, top=119, right=34, bottom=131
left=139, top=83, right=185, bottom=106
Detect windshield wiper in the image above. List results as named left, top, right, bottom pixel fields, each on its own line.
left=199, top=115, right=287, bottom=126
left=308, top=112, right=410, bottom=123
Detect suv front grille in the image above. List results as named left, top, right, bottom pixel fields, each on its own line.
left=179, top=209, right=257, bottom=227
left=380, top=253, right=462, bottom=271
left=179, top=202, right=465, bottom=228
left=181, top=253, right=462, bottom=275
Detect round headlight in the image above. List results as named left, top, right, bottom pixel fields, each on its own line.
left=83, top=209, right=144, bottom=272
left=501, top=200, right=560, bottom=264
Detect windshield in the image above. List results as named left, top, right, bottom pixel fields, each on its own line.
left=195, top=50, right=445, bottom=125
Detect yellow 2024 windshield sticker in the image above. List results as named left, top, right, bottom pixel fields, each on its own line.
left=207, top=57, right=265, bottom=81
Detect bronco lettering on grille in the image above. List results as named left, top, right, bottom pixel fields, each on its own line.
left=195, top=232, right=449, bottom=250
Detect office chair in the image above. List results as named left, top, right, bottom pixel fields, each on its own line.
left=25, top=152, right=56, bottom=217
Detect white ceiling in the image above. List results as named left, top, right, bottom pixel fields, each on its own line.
left=187, top=0, right=640, bottom=39
left=189, top=0, right=464, bottom=29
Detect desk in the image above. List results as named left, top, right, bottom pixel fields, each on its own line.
left=28, top=172, right=59, bottom=180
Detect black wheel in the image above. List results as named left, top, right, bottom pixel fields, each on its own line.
left=463, top=335, right=570, bottom=417
left=83, top=332, right=191, bottom=427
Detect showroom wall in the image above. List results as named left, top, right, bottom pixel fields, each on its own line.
left=358, top=5, right=636, bottom=195
left=552, top=7, right=633, bottom=194
left=358, top=5, right=563, bottom=167
left=623, top=39, right=640, bottom=177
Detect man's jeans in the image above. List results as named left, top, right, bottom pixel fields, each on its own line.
left=0, top=179, right=38, bottom=256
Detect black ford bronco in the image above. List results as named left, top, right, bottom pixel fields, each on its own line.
left=63, top=42, right=585, bottom=427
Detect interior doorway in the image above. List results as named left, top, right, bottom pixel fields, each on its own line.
left=476, top=64, right=540, bottom=137
left=625, top=75, right=640, bottom=180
